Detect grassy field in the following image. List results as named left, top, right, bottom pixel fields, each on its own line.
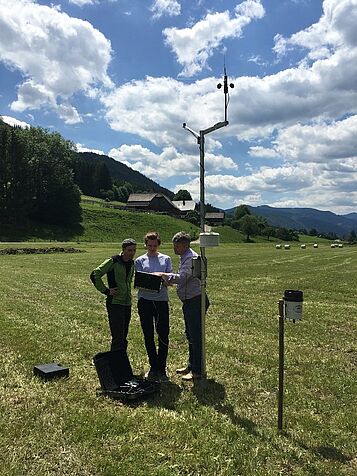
left=0, top=242, right=356, bottom=475
left=81, top=195, right=126, bottom=207
left=0, top=203, right=200, bottom=243
left=0, top=196, right=332, bottom=246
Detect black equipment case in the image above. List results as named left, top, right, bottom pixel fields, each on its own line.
left=93, top=350, right=159, bottom=401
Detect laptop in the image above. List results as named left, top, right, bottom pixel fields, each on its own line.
left=134, top=271, right=162, bottom=293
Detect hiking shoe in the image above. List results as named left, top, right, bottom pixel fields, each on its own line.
left=158, top=371, right=170, bottom=383
left=176, top=366, right=190, bottom=375
left=144, top=368, right=159, bottom=381
left=181, top=371, right=201, bottom=381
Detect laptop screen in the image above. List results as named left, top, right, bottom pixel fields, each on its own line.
left=134, top=271, right=162, bottom=293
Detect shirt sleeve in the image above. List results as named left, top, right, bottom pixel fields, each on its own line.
left=90, top=258, right=113, bottom=294
left=168, top=256, right=192, bottom=285
left=166, top=256, right=173, bottom=273
left=135, top=257, right=143, bottom=272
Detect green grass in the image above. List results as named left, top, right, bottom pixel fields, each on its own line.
left=0, top=242, right=356, bottom=475
left=0, top=203, right=200, bottom=243
left=298, top=234, right=337, bottom=244
left=212, top=225, right=283, bottom=243
left=81, top=195, right=126, bottom=207
left=79, top=204, right=200, bottom=243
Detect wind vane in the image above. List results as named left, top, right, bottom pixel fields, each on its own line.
left=217, top=63, right=235, bottom=122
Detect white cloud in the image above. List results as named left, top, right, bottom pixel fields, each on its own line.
left=102, top=16, right=357, bottom=150
left=273, top=0, right=357, bottom=61
left=274, top=116, right=357, bottom=163
left=174, top=158, right=357, bottom=213
left=150, top=0, right=181, bottom=19
left=102, top=75, right=230, bottom=151
left=76, top=143, right=105, bottom=155
left=102, top=45, right=357, bottom=148
left=0, top=0, right=112, bottom=123
left=107, top=143, right=237, bottom=180
left=69, top=0, right=95, bottom=6
left=175, top=165, right=315, bottom=200
left=1, top=115, right=30, bottom=128
left=163, top=0, right=265, bottom=76
left=248, top=146, right=280, bottom=159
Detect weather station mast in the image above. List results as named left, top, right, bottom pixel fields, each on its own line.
left=183, top=66, right=234, bottom=378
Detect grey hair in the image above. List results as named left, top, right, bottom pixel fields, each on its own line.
left=172, top=231, right=191, bottom=244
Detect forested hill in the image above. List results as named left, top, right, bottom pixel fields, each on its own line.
left=77, top=151, right=174, bottom=199
left=226, top=205, right=357, bottom=236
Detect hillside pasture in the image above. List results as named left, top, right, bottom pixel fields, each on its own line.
left=0, top=243, right=356, bottom=475
left=0, top=203, right=200, bottom=244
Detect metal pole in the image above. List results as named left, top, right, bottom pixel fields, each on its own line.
left=199, top=130, right=207, bottom=378
left=200, top=248, right=207, bottom=378
left=224, top=67, right=228, bottom=122
left=182, top=68, right=233, bottom=380
left=199, top=132, right=205, bottom=232
left=278, top=298, right=284, bottom=431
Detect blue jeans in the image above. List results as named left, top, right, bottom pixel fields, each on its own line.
left=182, top=294, right=209, bottom=375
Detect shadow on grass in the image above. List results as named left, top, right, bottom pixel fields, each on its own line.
left=146, top=381, right=183, bottom=410
left=314, top=446, right=352, bottom=464
left=192, top=378, right=258, bottom=435
left=116, top=381, right=182, bottom=410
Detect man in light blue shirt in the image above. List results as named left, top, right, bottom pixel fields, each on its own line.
left=135, top=231, right=173, bottom=381
left=161, top=231, right=209, bottom=381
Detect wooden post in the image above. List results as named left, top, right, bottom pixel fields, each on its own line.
left=278, top=298, right=284, bottom=432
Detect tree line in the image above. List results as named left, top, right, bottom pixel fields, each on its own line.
left=225, top=204, right=299, bottom=242
left=0, top=121, right=81, bottom=226
left=72, top=156, right=134, bottom=202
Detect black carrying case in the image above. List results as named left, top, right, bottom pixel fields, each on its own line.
left=93, top=350, right=159, bottom=401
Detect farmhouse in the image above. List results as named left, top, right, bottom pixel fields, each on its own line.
left=172, top=200, right=196, bottom=215
left=205, top=212, right=225, bottom=226
left=126, top=193, right=181, bottom=216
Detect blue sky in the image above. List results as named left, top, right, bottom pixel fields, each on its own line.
left=1, top=0, right=356, bottom=213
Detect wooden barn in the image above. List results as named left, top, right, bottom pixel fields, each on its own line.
left=205, top=212, right=225, bottom=226
left=126, top=193, right=181, bottom=216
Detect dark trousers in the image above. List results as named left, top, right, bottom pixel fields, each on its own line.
left=106, top=303, right=131, bottom=352
left=138, top=298, right=169, bottom=372
left=182, top=294, right=209, bottom=375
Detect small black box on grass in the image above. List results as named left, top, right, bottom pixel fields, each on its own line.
left=33, top=363, right=69, bottom=380
left=93, top=350, right=159, bottom=401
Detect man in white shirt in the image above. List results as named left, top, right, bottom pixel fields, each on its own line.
left=135, top=231, right=173, bottom=381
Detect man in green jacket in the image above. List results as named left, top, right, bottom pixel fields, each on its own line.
left=90, top=238, right=137, bottom=351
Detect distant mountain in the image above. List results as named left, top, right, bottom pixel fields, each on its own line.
left=344, top=212, right=357, bottom=222
left=77, top=151, right=174, bottom=199
left=225, top=205, right=357, bottom=237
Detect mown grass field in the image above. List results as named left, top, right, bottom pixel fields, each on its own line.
left=0, top=203, right=200, bottom=243
left=0, top=242, right=356, bottom=475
